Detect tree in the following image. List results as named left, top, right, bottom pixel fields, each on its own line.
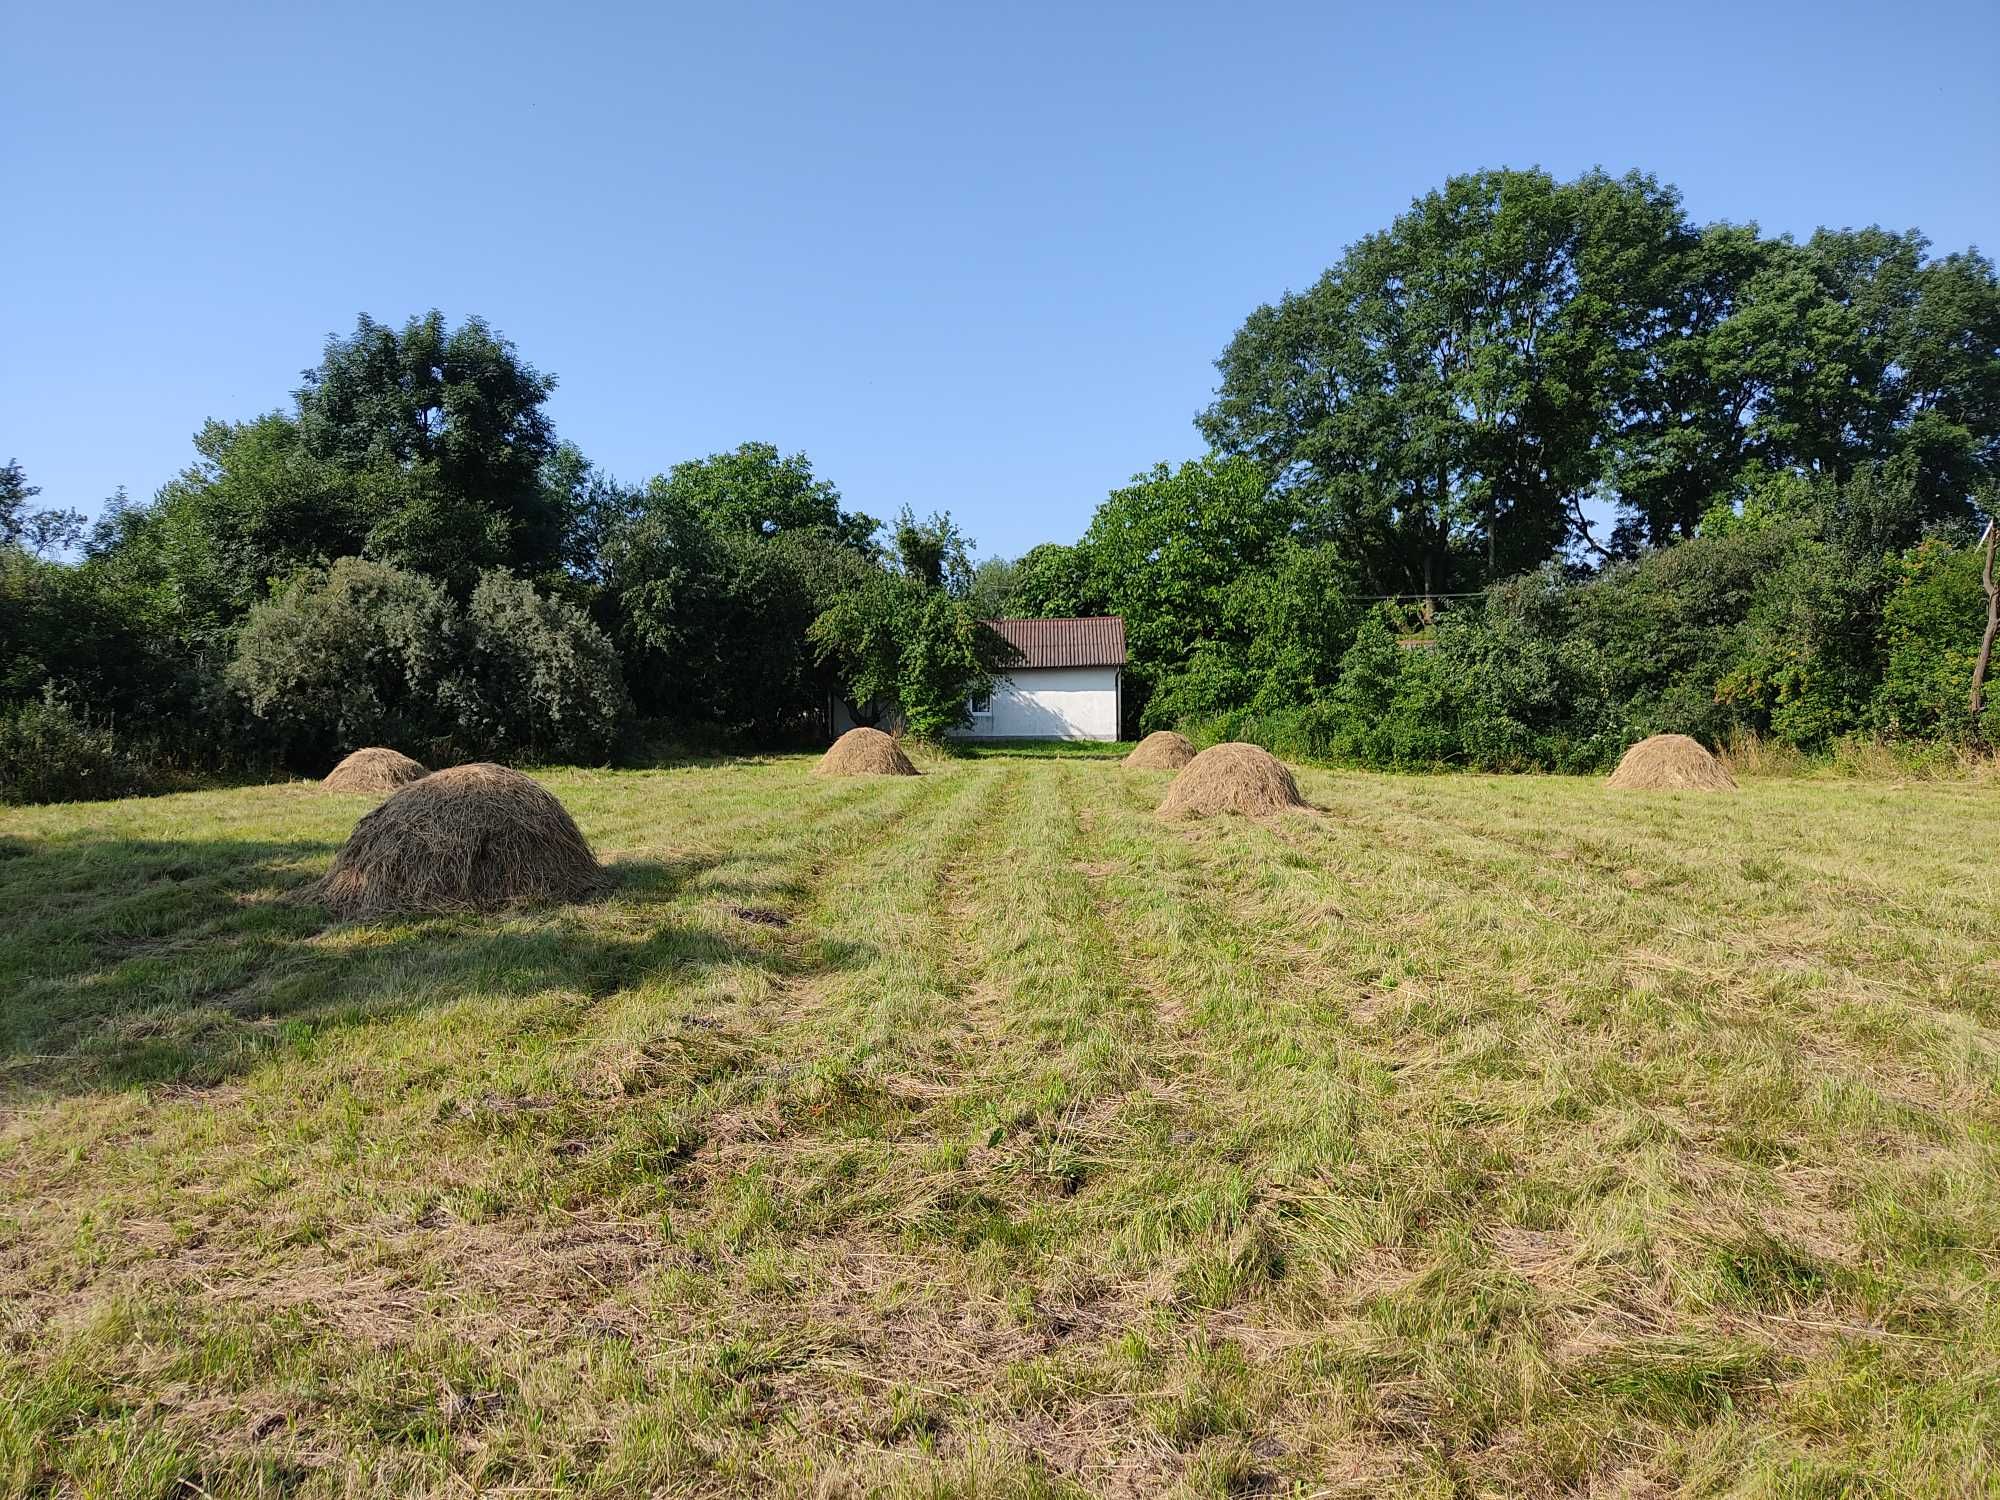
left=0, top=460, right=36, bottom=541
left=1081, top=454, right=1293, bottom=710
left=293, top=311, right=565, bottom=580
left=808, top=572, right=1013, bottom=740
left=460, top=571, right=630, bottom=763
left=1009, top=542, right=1104, bottom=618
left=598, top=480, right=870, bottom=740
left=0, top=460, right=85, bottom=558
left=94, top=313, right=583, bottom=643
left=227, top=557, right=629, bottom=768
left=226, top=558, right=472, bottom=765
left=964, top=556, right=1019, bottom=619
left=643, top=442, right=877, bottom=550
left=891, top=508, right=974, bottom=595
left=1203, top=169, right=1687, bottom=593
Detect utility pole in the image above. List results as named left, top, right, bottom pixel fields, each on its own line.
left=1971, top=520, right=1998, bottom=734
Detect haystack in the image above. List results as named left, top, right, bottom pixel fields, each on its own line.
left=1124, top=730, right=1197, bottom=770
left=322, top=746, right=428, bottom=793
left=1606, top=733, right=1737, bottom=792
left=305, top=762, right=603, bottom=919
left=816, top=727, right=918, bottom=777
left=1158, top=742, right=1306, bottom=818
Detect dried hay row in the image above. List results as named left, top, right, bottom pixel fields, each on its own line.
left=1124, top=730, right=1197, bottom=770
left=322, top=747, right=428, bottom=793
left=1607, top=734, right=1738, bottom=792
left=1158, top=741, right=1306, bottom=818
left=817, top=727, right=919, bottom=777
left=305, top=762, right=603, bottom=919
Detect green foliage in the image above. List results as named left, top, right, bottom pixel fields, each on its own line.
left=1, top=459, right=85, bottom=558
left=890, top=507, right=974, bottom=595
left=1009, top=542, right=1103, bottom=618
left=90, top=312, right=581, bottom=655
left=226, top=559, right=472, bottom=766
left=1204, top=169, right=1689, bottom=587
left=0, top=691, right=149, bottom=805
left=899, top=589, right=1007, bottom=739
left=1085, top=454, right=1292, bottom=724
left=641, top=442, right=876, bottom=550
left=963, top=555, right=1020, bottom=618
left=600, top=481, right=867, bottom=742
left=226, top=558, right=628, bottom=769
left=1143, top=541, right=1362, bottom=730
left=808, top=573, right=1012, bottom=741
left=1874, top=540, right=1993, bottom=742
left=1176, top=511, right=1999, bottom=772
left=460, top=572, right=631, bottom=764
left=808, top=573, right=910, bottom=717
left=1204, top=170, right=2000, bottom=574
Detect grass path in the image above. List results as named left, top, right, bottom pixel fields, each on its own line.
left=3, top=757, right=1998, bottom=1497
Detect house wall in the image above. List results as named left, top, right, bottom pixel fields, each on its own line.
left=953, top=666, right=1120, bottom=741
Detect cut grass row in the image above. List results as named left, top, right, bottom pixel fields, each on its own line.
left=2, top=757, right=1998, bottom=1496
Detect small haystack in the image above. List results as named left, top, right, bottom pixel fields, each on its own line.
left=322, top=746, right=428, bottom=793
left=1124, top=730, right=1197, bottom=770
left=306, top=762, right=603, bottom=919
left=816, top=727, right=919, bottom=777
left=1606, top=733, right=1738, bottom=792
left=1158, top=742, right=1306, bottom=818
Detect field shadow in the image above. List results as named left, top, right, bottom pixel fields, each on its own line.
left=950, top=741, right=1133, bottom=762
left=0, top=833, right=872, bottom=1104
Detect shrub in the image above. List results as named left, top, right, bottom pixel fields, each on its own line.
left=1873, top=539, right=1993, bottom=742
left=228, top=557, right=632, bottom=769
left=462, top=571, right=630, bottom=763
left=227, top=558, right=471, bottom=767
left=0, top=692, right=149, bottom=805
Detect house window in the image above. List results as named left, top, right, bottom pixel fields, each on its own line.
left=968, top=690, right=993, bottom=717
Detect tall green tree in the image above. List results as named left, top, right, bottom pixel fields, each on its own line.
left=891, top=508, right=974, bottom=595
left=94, top=312, right=583, bottom=644
left=0, top=460, right=84, bottom=558
left=1081, top=454, right=1293, bottom=708
left=808, top=572, right=1013, bottom=741
left=642, top=442, right=877, bottom=550
left=1203, top=169, right=1687, bottom=593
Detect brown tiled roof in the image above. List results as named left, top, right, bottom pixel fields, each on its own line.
left=988, top=616, right=1126, bottom=669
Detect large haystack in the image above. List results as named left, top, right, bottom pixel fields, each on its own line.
left=1158, top=742, right=1306, bottom=818
left=1124, top=730, right=1197, bottom=770
left=816, top=727, right=918, bottom=777
left=1606, top=733, right=1738, bottom=792
left=306, top=762, right=603, bottom=919
left=322, top=746, right=428, bottom=793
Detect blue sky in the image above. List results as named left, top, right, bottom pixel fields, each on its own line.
left=4, top=0, right=1996, bottom=559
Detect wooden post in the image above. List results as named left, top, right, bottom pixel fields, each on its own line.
left=1971, top=520, right=1998, bottom=732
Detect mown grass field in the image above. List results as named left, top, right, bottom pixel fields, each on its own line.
left=3, top=752, right=1998, bottom=1498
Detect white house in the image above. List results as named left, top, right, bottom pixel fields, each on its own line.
left=831, top=616, right=1126, bottom=742
left=958, top=617, right=1126, bottom=741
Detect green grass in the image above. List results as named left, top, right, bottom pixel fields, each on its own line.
left=3, top=756, right=1998, bottom=1497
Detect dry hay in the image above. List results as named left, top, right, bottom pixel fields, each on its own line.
left=305, top=762, right=603, bottom=918
left=1158, top=741, right=1306, bottom=818
left=1123, top=730, right=1197, bottom=770
left=816, top=727, right=919, bottom=777
left=322, top=746, right=428, bottom=793
left=1606, top=733, right=1738, bottom=792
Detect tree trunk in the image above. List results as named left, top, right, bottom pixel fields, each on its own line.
left=1971, top=521, right=1998, bottom=735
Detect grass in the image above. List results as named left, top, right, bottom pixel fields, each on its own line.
left=2, top=756, right=1998, bottom=1498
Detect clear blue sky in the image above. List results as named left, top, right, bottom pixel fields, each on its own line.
left=4, top=0, right=1996, bottom=559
